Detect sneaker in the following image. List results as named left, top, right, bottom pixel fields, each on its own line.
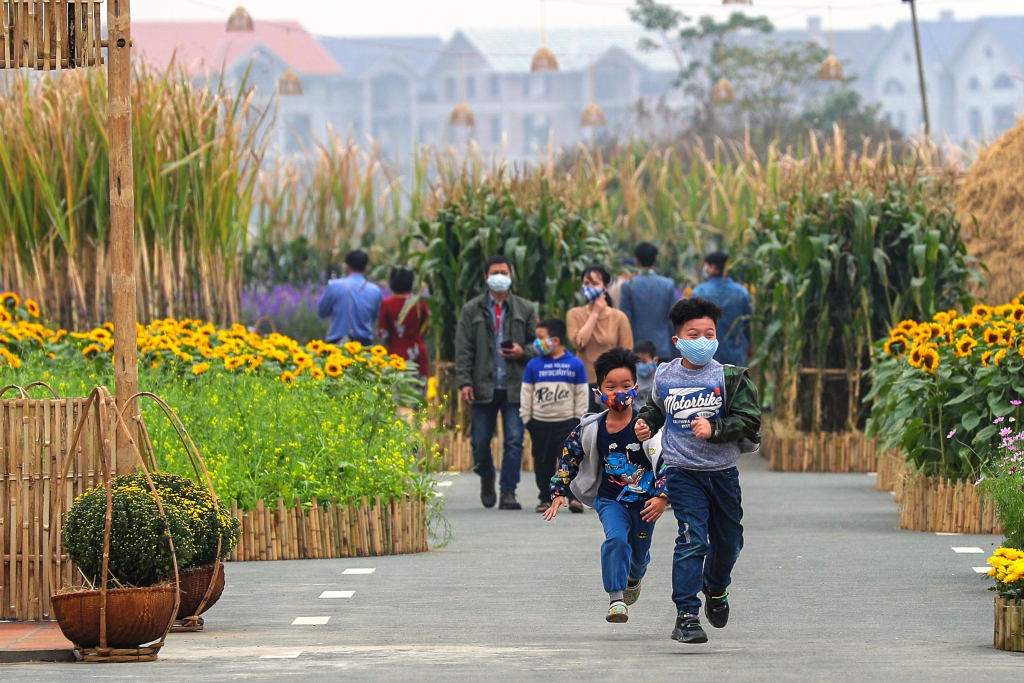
left=623, top=580, right=641, bottom=606
left=703, top=589, right=729, bottom=628
left=671, top=613, right=708, bottom=644
left=606, top=601, right=629, bottom=623
left=498, top=490, right=521, bottom=510
left=480, top=477, right=497, bottom=508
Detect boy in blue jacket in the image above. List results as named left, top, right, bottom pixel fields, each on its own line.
left=544, top=348, right=668, bottom=623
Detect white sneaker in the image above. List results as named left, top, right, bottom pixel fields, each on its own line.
left=606, top=601, right=628, bottom=623
left=623, top=580, right=641, bottom=606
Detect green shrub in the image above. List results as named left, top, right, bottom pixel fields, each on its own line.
left=63, top=481, right=196, bottom=587
left=114, top=473, right=240, bottom=567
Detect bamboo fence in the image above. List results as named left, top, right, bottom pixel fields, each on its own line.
left=433, top=428, right=534, bottom=473
left=1, top=395, right=110, bottom=621
left=875, top=451, right=908, bottom=492
left=227, top=494, right=428, bottom=562
left=994, top=597, right=1024, bottom=651
left=895, top=473, right=1001, bottom=535
left=761, top=426, right=883, bottom=473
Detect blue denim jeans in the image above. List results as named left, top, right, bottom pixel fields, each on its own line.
left=471, top=390, right=524, bottom=492
left=665, top=466, right=744, bottom=616
left=594, top=496, right=656, bottom=595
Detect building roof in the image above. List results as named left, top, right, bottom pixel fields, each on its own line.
left=132, top=21, right=343, bottom=75
left=765, top=26, right=892, bottom=83
left=893, top=17, right=974, bottom=68
left=978, top=16, right=1024, bottom=68
left=317, top=36, right=444, bottom=78
left=452, top=28, right=681, bottom=74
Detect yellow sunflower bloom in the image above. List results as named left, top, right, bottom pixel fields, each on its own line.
left=920, top=348, right=940, bottom=373
left=343, top=341, right=363, bottom=354
left=82, top=343, right=103, bottom=359
left=280, top=370, right=296, bottom=384
left=24, top=299, right=40, bottom=318
left=371, top=345, right=388, bottom=357
left=224, top=356, right=246, bottom=371
left=0, top=292, right=20, bottom=309
left=982, top=350, right=995, bottom=366
left=984, top=329, right=1003, bottom=346
left=953, top=335, right=977, bottom=358
left=994, top=348, right=1008, bottom=366
left=324, top=359, right=343, bottom=378
left=192, top=362, right=211, bottom=375
left=389, top=357, right=407, bottom=371
left=310, top=367, right=325, bottom=380
left=973, top=304, right=992, bottom=319
left=908, top=345, right=926, bottom=368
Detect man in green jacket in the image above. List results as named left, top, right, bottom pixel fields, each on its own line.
left=456, top=255, right=538, bottom=510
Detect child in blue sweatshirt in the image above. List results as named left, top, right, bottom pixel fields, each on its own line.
left=544, top=347, right=667, bottom=623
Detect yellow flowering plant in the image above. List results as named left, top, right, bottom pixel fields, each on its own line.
left=987, top=547, right=1024, bottom=600
left=866, top=294, right=1024, bottom=478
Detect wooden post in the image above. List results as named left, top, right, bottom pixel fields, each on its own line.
left=107, top=0, right=138, bottom=474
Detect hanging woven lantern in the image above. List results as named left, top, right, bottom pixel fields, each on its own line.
left=278, top=70, right=303, bottom=96
left=450, top=102, right=476, bottom=128
left=580, top=102, right=606, bottom=128
left=818, top=54, right=844, bottom=82
left=531, top=46, right=559, bottom=72
left=226, top=6, right=255, bottom=32
left=710, top=77, right=735, bottom=104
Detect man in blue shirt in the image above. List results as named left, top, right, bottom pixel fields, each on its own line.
left=691, top=252, right=752, bottom=367
left=317, top=250, right=382, bottom=345
left=620, top=242, right=677, bottom=361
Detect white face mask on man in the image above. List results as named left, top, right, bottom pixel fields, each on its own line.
left=487, top=273, right=512, bottom=293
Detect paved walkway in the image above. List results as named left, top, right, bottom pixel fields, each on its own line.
left=3, top=454, right=1021, bottom=680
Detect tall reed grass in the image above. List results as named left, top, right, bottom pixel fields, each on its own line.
left=0, top=65, right=268, bottom=328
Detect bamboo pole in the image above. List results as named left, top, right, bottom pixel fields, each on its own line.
left=107, top=0, right=138, bottom=474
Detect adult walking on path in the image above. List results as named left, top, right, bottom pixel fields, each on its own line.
left=567, top=266, right=633, bottom=413
left=456, top=255, right=538, bottom=511
left=378, top=267, right=430, bottom=380
left=619, top=242, right=677, bottom=361
left=318, top=250, right=382, bottom=346
left=691, top=252, right=752, bottom=366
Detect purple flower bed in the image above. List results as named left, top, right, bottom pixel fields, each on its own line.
left=242, top=283, right=328, bottom=343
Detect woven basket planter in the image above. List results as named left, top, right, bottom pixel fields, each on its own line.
left=995, top=597, right=1024, bottom=651
left=174, top=563, right=226, bottom=624
left=51, top=586, right=178, bottom=649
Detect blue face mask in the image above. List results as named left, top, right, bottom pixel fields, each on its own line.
left=596, top=387, right=637, bottom=412
left=582, top=285, right=604, bottom=303
left=637, top=360, right=657, bottom=378
left=675, top=337, right=718, bottom=367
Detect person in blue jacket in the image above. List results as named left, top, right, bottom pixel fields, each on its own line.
left=691, top=252, right=751, bottom=367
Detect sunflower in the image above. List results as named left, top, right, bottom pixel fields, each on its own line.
left=23, top=299, right=40, bottom=318
left=954, top=335, right=977, bottom=358
left=919, top=323, right=945, bottom=341
left=1010, top=306, right=1024, bottom=323
left=192, top=362, right=210, bottom=375
left=280, top=370, right=296, bottom=384
left=984, top=329, right=1003, bottom=345
left=81, top=343, right=102, bottom=360
left=973, top=304, right=993, bottom=320
left=0, top=347, right=21, bottom=368
left=994, top=348, right=1008, bottom=366
left=920, top=348, right=940, bottom=373
left=310, top=367, right=325, bottom=380
left=950, top=318, right=974, bottom=334
left=896, top=320, right=919, bottom=334
left=307, top=340, right=325, bottom=355
left=224, top=356, right=246, bottom=371
left=982, top=350, right=995, bottom=366
left=0, top=308, right=10, bottom=324
left=884, top=337, right=908, bottom=357
left=0, top=292, right=20, bottom=309
left=371, top=345, right=388, bottom=357
left=908, top=345, right=926, bottom=368
left=247, top=356, right=264, bottom=371
left=343, top=341, right=363, bottom=354
left=389, top=357, right=407, bottom=371
left=324, top=358, right=343, bottom=378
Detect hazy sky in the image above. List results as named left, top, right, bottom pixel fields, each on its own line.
left=135, top=0, right=1024, bottom=37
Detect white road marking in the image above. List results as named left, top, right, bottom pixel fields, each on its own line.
left=343, top=568, right=375, bottom=575
left=292, top=616, right=330, bottom=625
left=436, top=480, right=453, bottom=487
left=319, top=591, right=355, bottom=599
left=935, top=532, right=962, bottom=536
left=973, top=567, right=992, bottom=574
left=260, top=650, right=303, bottom=659
left=867, top=472, right=877, bottom=476
left=952, top=547, right=985, bottom=554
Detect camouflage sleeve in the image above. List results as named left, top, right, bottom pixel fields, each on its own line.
left=550, top=425, right=585, bottom=500
left=709, top=372, right=761, bottom=444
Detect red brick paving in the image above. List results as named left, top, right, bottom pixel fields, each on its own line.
left=0, top=621, right=74, bottom=662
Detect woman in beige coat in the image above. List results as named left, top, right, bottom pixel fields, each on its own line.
left=566, top=266, right=634, bottom=413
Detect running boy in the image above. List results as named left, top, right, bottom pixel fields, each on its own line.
left=634, top=297, right=761, bottom=644
left=544, top=348, right=668, bottom=623
left=633, top=340, right=660, bottom=410
left=520, top=318, right=589, bottom=513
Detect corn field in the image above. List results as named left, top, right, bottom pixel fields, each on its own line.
left=0, top=65, right=267, bottom=329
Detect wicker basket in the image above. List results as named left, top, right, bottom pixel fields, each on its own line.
left=51, top=586, right=178, bottom=649
left=175, top=563, right=226, bottom=620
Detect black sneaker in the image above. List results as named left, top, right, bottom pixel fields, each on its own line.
left=671, top=613, right=708, bottom=644
left=498, top=490, right=521, bottom=510
left=703, top=589, right=729, bottom=628
left=480, top=477, right=497, bottom=508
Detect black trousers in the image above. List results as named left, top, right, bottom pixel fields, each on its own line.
left=527, top=418, right=580, bottom=503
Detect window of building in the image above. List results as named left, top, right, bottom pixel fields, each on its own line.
left=994, top=74, right=1015, bottom=90
left=489, top=74, right=500, bottom=99
left=882, top=78, right=904, bottom=95
left=465, top=75, right=476, bottom=99
left=491, top=116, right=502, bottom=143
left=284, top=112, right=312, bottom=153
left=445, top=77, right=457, bottom=101
left=994, top=106, right=1017, bottom=132
left=526, top=74, right=548, bottom=99
left=523, top=114, right=551, bottom=154
left=969, top=108, right=982, bottom=136
left=968, top=76, right=981, bottom=91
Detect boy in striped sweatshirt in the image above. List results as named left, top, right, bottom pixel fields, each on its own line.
left=520, top=318, right=589, bottom=513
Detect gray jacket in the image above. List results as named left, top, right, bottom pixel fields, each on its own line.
left=569, top=411, right=662, bottom=508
